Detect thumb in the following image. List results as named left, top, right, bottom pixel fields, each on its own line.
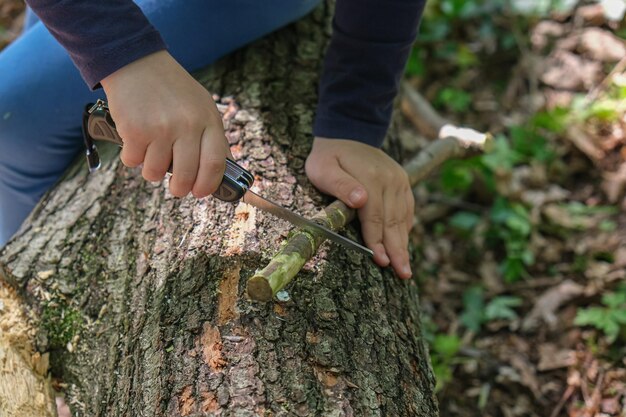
left=306, top=159, right=368, bottom=208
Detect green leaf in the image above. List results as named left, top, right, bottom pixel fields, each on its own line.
left=405, top=48, right=425, bottom=77
left=490, top=199, right=531, bottom=237
left=510, top=126, right=554, bottom=162
left=433, top=334, right=462, bottom=359
left=501, top=257, right=527, bottom=282
left=611, top=309, right=626, bottom=324
left=436, top=87, right=473, bottom=113
left=440, top=0, right=467, bottom=18
left=505, top=213, right=531, bottom=236
left=485, top=296, right=522, bottom=321
left=521, top=248, right=535, bottom=266
left=449, top=211, right=481, bottom=232
left=586, top=99, right=620, bottom=122
left=602, top=292, right=626, bottom=309
left=456, top=44, right=479, bottom=69
left=481, top=136, right=522, bottom=173
left=440, top=160, right=475, bottom=193
left=417, top=19, right=450, bottom=42
left=599, top=220, right=617, bottom=232
left=565, top=202, right=618, bottom=216
left=530, top=107, right=569, bottom=134
left=432, top=361, right=454, bottom=392
left=460, top=286, right=485, bottom=331
left=603, top=320, right=620, bottom=343
left=575, top=307, right=608, bottom=327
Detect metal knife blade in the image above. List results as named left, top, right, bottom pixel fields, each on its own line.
left=243, top=190, right=373, bottom=257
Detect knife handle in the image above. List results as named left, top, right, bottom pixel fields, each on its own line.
left=82, top=99, right=254, bottom=203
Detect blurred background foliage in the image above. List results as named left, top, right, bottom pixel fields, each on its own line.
left=402, top=0, right=626, bottom=415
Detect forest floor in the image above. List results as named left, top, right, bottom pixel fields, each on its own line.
left=404, top=1, right=626, bottom=416
left=1, top=1, right=625, bottom=417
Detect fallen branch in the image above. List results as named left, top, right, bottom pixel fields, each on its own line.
left=400, top=81, right=447, bottom=137
left=404, top=133, right=488, bottom=185
left=247, top=85, right=491, bottom=301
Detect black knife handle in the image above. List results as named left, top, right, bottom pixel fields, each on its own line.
left=82, top=99, right=253, bottom=203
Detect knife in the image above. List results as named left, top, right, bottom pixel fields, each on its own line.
left=82, top=99, right=373, bottom=257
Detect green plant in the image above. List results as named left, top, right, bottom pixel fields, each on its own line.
left=575, top=285, right=626, bottom=343
left=435, top=87, right=473, bottom=113
left=488, top=197, right=534, bottom=282
left=461, top=286, right=523, bottom=331
left=421, top=314, right=463, bottom=391
left=533, top=78, right=626, bottom=134
left=449, top=211, right=481, bottom=233
left=460, top=286, right=486, bottom=331
left=430, top=333, right=462, bottom=391
left=436, top=121, right=560, bottom=282
left=40, top=300, right=84, bottom=349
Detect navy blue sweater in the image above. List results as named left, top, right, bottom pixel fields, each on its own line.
left=25, top=0, right=425, bottom=147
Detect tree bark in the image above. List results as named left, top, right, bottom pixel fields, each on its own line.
left=0, top=3, right=438, bottom=416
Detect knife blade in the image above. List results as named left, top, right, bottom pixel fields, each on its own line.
left=243, top=190, right=373, bottom=256
left=82, top=99, right=373, bottom=257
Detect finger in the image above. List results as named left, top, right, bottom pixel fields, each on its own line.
left=306, top=157, right=368, bottom=208
left=192, top=127, right=227, bottom=198
left=142, top=140, right=172, bottom=182
left=358, top=193, right=390, bottom=267
left=383, top=187, right=411, bottom=279
left=405, top=186, right=415, bottom=232
left=120, top=141, right=146, bottom=168
left=169, top=136, right=200, bottom=197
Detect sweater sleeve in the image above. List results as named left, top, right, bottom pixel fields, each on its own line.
left=312, top=0, right=426, bottom=147
left=25, top=0, right=167, bottom=89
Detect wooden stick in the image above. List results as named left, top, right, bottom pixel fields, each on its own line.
left=247, top=201, right=354, bottom=301
left=400, top=81, right=447, bottom=138
left=247, top=86, right=491, bottom=301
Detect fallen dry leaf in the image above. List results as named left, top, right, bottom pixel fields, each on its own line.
left=538, top=344, right=575, bottom=371
left=541, top=50, right=603, bottom=91
left=542, top=203, right=597, bottom=230
left=557, top=28, right=626, bottom=63
left=565, top=125, right=605, bottom=163
left=575, top=3, right=608, bottom=26
left=531, top=20, right=567, bottom=52
left=522, top=280, right=584, bottom=332
left=510, top=354, right=542, bottom=399
left=601, top=163, right=626, bottom=203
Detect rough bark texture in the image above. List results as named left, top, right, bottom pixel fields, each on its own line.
left=0, top=3, right=438, bottom=416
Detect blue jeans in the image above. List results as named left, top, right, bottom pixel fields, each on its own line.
left=0, top=0, right=319, bottom=246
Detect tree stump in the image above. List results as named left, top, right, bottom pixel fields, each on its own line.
left=0, top=3, right=438, bottom=416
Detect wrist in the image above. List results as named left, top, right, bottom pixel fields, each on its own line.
left=101, top=50, right=171, bottom=91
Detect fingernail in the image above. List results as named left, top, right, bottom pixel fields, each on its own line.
left=380, top=252, right=390, bottom=265
left=402, top=265, right=412, bottom=278
left=349, top=189, right=364, bottom=205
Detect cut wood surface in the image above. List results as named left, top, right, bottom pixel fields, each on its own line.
left=0, top=281, right=56, bottom=417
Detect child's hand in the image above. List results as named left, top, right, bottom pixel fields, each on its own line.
left=101, top=50, right=231, bottom=198
left=305, top=137, right=414, bottom=279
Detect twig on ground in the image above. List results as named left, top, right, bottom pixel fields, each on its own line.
left=400, top=81, right=447, bottom=137
left=549, top=384, right=576, bottom=417
left=584, top=55, right=626, bottom=105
